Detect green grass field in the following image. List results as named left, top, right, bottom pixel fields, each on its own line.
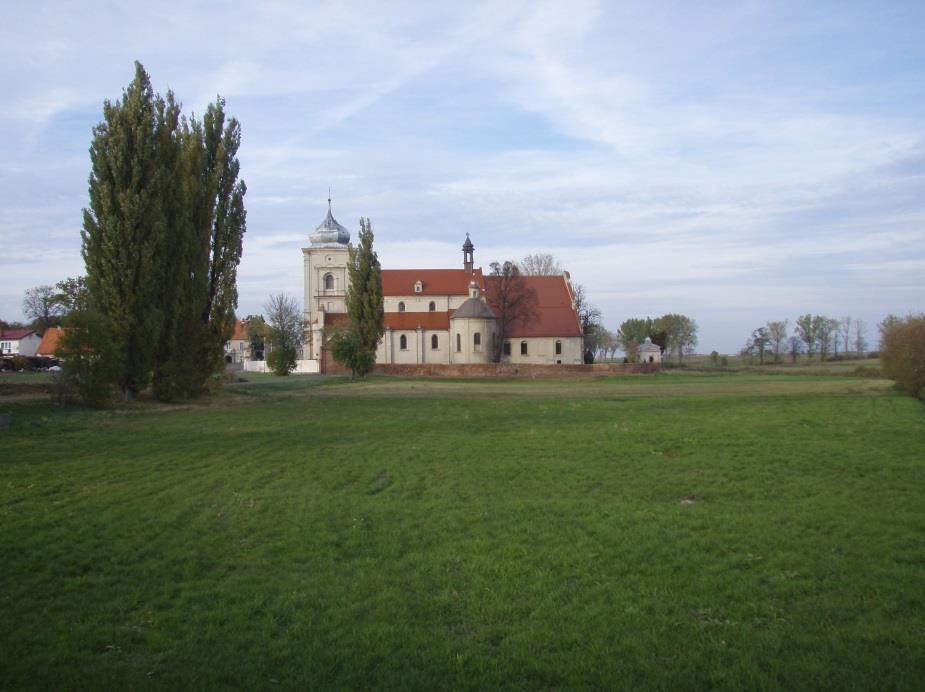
left=1, top=372, right=923, bottom=689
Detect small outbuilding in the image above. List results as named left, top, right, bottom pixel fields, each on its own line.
left=637, top=336, right=662, bottom=364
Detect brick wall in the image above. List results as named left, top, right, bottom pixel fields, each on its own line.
left=372, top=362, right=659, bottom=379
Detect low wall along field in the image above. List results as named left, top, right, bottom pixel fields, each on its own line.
left=374, top=362, right=659, bottom=378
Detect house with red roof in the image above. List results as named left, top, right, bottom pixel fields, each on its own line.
left=302, top=200, right=584, bottom=368
left=224, top=319, right=251, bottom=364
left=0, top=328, right=41, bottom=358
left=35, top=326, right=66, bottom=358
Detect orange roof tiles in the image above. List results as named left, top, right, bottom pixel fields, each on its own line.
left=381, top=269, right=485, bottom=296
left=35, top=327, right=65, bottom=356
left=231, top=320, right=248, bottom=341
left=486, top=275, right=583, bottom=338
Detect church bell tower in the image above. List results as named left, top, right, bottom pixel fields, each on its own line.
left=462, top=233, right=474, bottom=273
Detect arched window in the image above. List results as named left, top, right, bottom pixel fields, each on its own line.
left=521, top=341, right=528, bottom=355
left=323, top=273, right=334, bottom=291
left=431, top=334, right=438, bottom=350
left=400, top=334, right=408, bottom=350
left=555, top=340, right=562, bottom=355
left=429, top=301, right=436, bottom=312
left=398, top=302, right=405, bottom=312
left=456, top=334, right=461, bottom=352
left=473, top=332, right=481, bottom=351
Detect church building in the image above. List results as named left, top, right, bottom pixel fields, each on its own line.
left=303, top=201, right=584, bottom=367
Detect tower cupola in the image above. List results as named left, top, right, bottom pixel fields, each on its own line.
left=310, top=195, right=350, bottom=247
left=462, top=233, right=474, bottom=273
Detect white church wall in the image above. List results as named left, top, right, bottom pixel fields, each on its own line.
left=501, top=336, right=584, bottom=365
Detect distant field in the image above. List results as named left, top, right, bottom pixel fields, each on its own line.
left=1, top=372, right=923, bottom=688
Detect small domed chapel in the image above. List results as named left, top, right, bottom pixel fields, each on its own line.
left=302, top=201, right=585, bottom=367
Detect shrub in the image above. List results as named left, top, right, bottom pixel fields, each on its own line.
left=880, top=315, right=925, bottom=399
left=56, top=309, right=119, bottom=407
left=328, top=325, right=376, bottom=378
left=267, top=345, right=297, bottom=376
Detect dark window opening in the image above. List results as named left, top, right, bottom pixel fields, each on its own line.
left=400, top=335, right=408, bottom=350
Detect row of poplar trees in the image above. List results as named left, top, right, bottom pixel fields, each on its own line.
left=72, top=62, right=246, bottom=402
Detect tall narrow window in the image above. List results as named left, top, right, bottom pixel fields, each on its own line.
left=473, top=332, right=481, bottom=351
left=398, top=302, right=405, bottom=312
left=324, top=273, right=334, bottom=290
left=429, top=301, right=436, bottom=312
left=555, top=340, right=562, bottom=355
left=456, top=334, right=461, bottom=352
left=503, top=342, right=511, bottom=356
left=400, top=335, right=408, bottom=350
left=521, top=341, right=528, bottom=355
left=431, top=334, right=438, bottom=350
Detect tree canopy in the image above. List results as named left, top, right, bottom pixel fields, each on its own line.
left=335, top=218, right=384, bottom=377
left=78, top=62, right=246, bottom=401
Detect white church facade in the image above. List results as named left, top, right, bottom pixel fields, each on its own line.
left=302, top=201, right=584, bottom=369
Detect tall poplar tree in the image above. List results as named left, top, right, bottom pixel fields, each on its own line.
left=81, top=62, right=246, bottom=402
left=153, top=98, right=246, bottom=399
left=340, top=218, right=384, bottom=377
left=81, top=62, right=178, bottom=400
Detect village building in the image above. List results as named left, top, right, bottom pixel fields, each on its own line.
left=0, top=328, right=41, bottom=358
left=302, top=200, right=584, bottom=369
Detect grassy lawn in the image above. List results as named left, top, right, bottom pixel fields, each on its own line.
left=1, top=372, right=923, bottom=689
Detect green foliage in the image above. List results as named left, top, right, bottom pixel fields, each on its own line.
left=56, top=309, right=120, bottom=407
left=327, top=325, right=376, bottom=378
left=880, top=314, right=925, bottom=399
left=81, top=62, right=246, bottom=403
left=54, top=276, right=88, bottom=313
left=264, top=293, right=303, bottom=376
left=620, top=315, right=696, bottom=362
left=267, top=345, right=297, bottom=377
left=617, top=317, right=653, bottom=361
left=340, top=218, right=384, bottom=376
left=245, top=315, right=267, bottom=359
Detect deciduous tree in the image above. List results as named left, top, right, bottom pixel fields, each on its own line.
left=519, top=253, right=561, bottom=276
left=486, top=261, right=538, bottom=362
left=767, top=319, right=788, bottom=363
left=795, top=314, right=817, bottom=358
left=22, top=285, right=64, bottom=333
left=264, top=293, right=303, bottom=376
left=880, top=314, right=925, bottom=399
left=617, top=317, right=654, bottom=362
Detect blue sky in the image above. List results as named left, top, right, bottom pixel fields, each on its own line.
left=2, top=0, right=923, bottom=352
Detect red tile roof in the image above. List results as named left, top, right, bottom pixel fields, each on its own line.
left=486, top=275, right=582, bottom=338
left=36, top=327, right=65, bottom=356
left=231, top=320, right=248, bottom=341
left=319, top=274, right=581, bottom=339
left=0, top=328, right=36, bottom=340
left=381, top=269, right=485, bottom=296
